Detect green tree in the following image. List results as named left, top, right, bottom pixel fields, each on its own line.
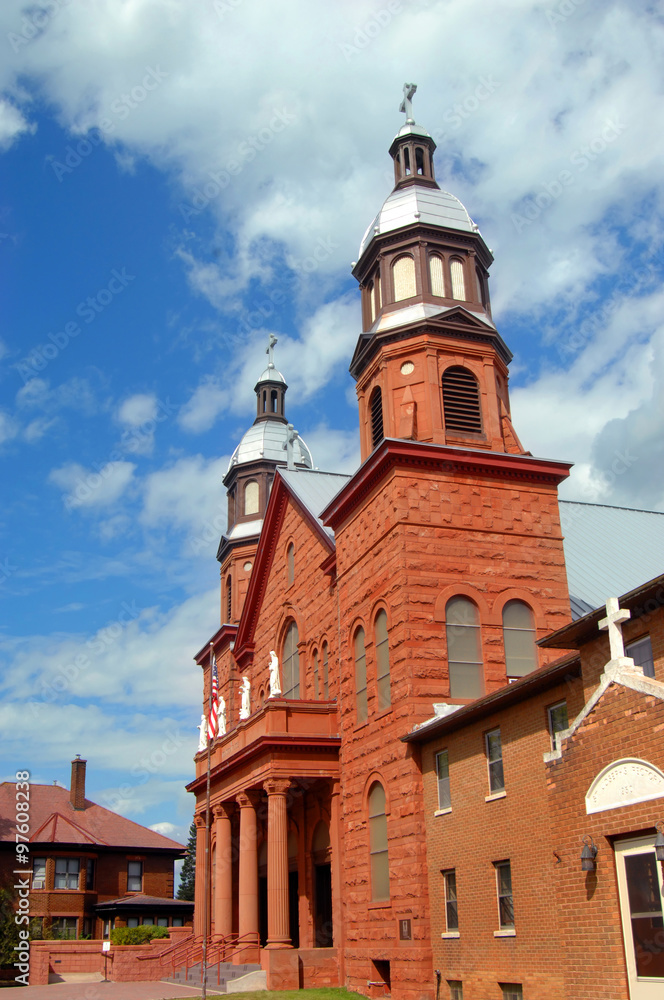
left=0, top=887, right=20, bottom=967
left=177, top=820, right=196, bottom=901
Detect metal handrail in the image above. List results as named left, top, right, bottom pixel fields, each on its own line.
left=138, top=931, right=260, bottom=984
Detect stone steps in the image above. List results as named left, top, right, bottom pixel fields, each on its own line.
left=162, top=960, right=263, bottom=993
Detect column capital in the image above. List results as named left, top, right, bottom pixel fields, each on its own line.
left=263, top=778, right=291, bottom=797
left=236, top=789, right=261, bottom=809
left=194, top=813, right=206, bottom=830
left=213, top=802, right=234, bottom=821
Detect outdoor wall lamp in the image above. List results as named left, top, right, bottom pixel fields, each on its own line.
left=655, top=822, right=664, bottom=861
left=581, top=835, right=598, bottom=871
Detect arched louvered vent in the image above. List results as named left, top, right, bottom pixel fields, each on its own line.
left=442, top=367, right=482, bottom=434
left=370, top=387, right=384, bottom=448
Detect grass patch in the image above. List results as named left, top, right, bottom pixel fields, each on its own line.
left=172, top=990, right=367, bottom=1000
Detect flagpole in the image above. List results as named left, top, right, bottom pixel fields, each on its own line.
left=202, top=642, right=214, bottom=999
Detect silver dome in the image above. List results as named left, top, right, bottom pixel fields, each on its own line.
left=228, top=420, right=313, bottom=472
left=256, top=363, right=286, bottom=384
left=359, top=186, right=480, bottom=259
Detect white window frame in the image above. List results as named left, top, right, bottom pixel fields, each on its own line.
left=442, top=869, right=459, bottom=934
left=436, top=750, right=451, bottom=813
left=127, top=861, right=143, bottom=892
left=485, top=728, right=505, bottom=796
left=495, top=860, right=514, bottom=932
left=547, top=700, right=569, bottom=750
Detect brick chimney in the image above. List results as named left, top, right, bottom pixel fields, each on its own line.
left=70, top=755, right=87, bottom=810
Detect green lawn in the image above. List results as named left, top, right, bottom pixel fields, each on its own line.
left=173, top=991, right=368, bottom=1000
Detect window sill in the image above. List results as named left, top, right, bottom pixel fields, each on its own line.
left=441, top=931, right=460, bottom=939
left=367, top=900, right=391, bottom=910
left=434, top=807, right=452, bottom=817
left=494, top=928, right=516, bottom=937
left=375, top=706, right=393, bottom=721
left=485, top=790, right=506, bottom=802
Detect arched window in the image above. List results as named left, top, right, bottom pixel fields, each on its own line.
left=282, top=621, right=300, bottom=699
left=476, top=266, right=487, bottom=308
left=368, top=280, right=376, bottom=323
left=313, top=648, right=320, bottom=699
left=373, top=273, right=381, bottom=316
left=262, top=389, right=267, bottom=413
left=415, top=147, right=425, bottom=175
left=287, top=543, right=294, bottom=586
left=375, top=610, right=391, bottom=711
left=502, top=600, right=537, bottom=677
left=429, top=254, right=445, bottom=297
left=271, top=389, right=278, bottom=413
left=442, top=366, right=482, bottom=435
left=450, top=258, right=466, bottom=300
left=322, top=641, right=329, bottom=698
left=369, top=386, right=384, bottom=450
left=225, top=575, right=232, bottom=622
left=368, top=782, right=389, bottom=901
left=445, top=596, right=484, bottom=699
left=354, top=627, right=368, bottom=723
left=392, top=255, right=416, bottom=301
left=403, top=147, right=411, bottom=175
left=244, top=480, right=259, bottom=516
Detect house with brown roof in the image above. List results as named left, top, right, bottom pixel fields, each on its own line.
left=0, top=756, right=192, bottom=939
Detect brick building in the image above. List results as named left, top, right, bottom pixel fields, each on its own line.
left=187, top=93, right=664, bottom=999
left=0, top=756, right=192, bottom=938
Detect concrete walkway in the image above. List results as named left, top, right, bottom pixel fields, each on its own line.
left=0, top=982, right=224, bottom=998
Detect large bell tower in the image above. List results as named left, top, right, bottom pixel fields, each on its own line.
left=350, top=83, right=524, bottom=461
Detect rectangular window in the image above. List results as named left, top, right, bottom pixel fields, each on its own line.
left=626, top=635, right=655, bottom=678
left=436, top=750, right=451, bottom=811
left=54, top=858, right=80, bottom=890
left=500, top=986, right=523, bottom=1000
left=127, top=917, right=140, bottom=928
left=172, top=917, right=184, bottom=927
left=127, top=861, right=143, bottom=892
left=156, top=917, right=169, bottom=927
left=142, top=916, right=154, bottom=926
left=448, top=983, right=463, bottom=1000
left=32, top=857, right=46, bottom=889
left=548, top=700, right=568, bottom=749
left=443, top=870, right=458, bottom=932
left=51, top=917, right=77, bottom=939
left=84, top=858, right=95, bottom=890
left=495, top=861, right=514, bottom=930
left=486, top=729, right=505, bottom=794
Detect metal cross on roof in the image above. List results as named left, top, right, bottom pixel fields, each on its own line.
left=399, top=82, right=417, bottom=124
left=283, top=422, right=299, bottom=470
left=598, top=597, right=631, bottom=660
left=266, top=332, right=277, bottom=367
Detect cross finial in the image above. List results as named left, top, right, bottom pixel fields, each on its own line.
left=266, top=333, right=277, bottom=368
left=399, top=82, right=417, bottom=124
left=598, top=597, right=631, bottom=661
left=282, top=423, right=299, bottom=470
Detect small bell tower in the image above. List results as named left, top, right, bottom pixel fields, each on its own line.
left=351, top=84, right=524, bottom=462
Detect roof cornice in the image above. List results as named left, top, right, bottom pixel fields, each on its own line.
left=194, top=624, right=238, bottom=665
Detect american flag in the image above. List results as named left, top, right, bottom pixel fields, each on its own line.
left=207, top=650, right=219, bottom=741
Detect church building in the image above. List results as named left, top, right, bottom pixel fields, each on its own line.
left=186, top=88, right=664, bottom=1000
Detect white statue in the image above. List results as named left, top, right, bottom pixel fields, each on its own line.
left=197, top=714, right=207, bottom=752
left=239, top=676, right=251, bottom=719
left=218, top=695, right=227, bottom=735
left=269, top=650, right=281, bottom=697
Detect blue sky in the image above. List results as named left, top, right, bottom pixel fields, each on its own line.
left=0, top=0, right=663, bottom=846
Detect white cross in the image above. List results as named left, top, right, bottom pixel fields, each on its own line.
left=266, top=332, right=277, bottom=366
left=399, top=82, right=417, bottom=123
left=598, top=597, right=631, bottom=661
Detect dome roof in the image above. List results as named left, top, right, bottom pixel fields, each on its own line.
left=256, top=363, right=286, bottom=384
left=359, top=185, right=480, bottom=259
left=228, top=420, right=313, bottom=472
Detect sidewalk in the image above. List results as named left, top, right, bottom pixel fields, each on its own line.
left=0, top=982, right=223, bottom=999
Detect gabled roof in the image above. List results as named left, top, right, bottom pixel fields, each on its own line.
left=559, top=501, right=664, bottom=616
left=0, top=783, right=184, bottom=852
left=278, top=468, right=351, bottom=542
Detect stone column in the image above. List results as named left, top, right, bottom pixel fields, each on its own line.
left=263, top=778, right=292, bottom=948
left=213, top=803, right=233, bottom=940
left=193, top=814, right=207, bottom=938
left=236, top=791, right=259, bottom=944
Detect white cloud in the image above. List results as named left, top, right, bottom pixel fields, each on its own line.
left=117, top=393, right=158, bottom=427
left=0, top=410, right=19, bottom=444
left=0, top=98, right=34, bottom=150
left=178, top=378, right=229, bottom=433
left=140, top=455, right=229, bottom=547
left=49, top=460, right=136, bottom=509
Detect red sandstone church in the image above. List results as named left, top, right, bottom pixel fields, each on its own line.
left=187, top=89, right=664, bottom=1000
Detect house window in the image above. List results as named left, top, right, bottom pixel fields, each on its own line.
left=392, top=254, right=416, bottom=301
left=244, top=480, right=259, bottom=516
left=500, top=986, right=523, bottom=1000
left=495, top=861, right=514, bottom=929
left=450, top=258, right=466, bottom=300
left=442, top=367, right=482, bottom=435
left=322, top=641, right=329, bottom=698
left=32, top=858, right=46, bottom=889
left=127, top=917, right=140, bottom=928
left=486, top=729, right=505, bottom=794
left=282, top=621, right=300, bottom=699
left=84, top=858, right=96, bottom=890
left=127, top=861, right=143, bottom=892
left=54, top=858, right=79, bottom=890
left=375, top=610, right=391, bottom=711
left=368, top=782, right=389, bottom=901
left=142, top=916, right=154, bottom=925
left=51, top=917, right=77, bottom=939
left=429, top=254, right=445, bottom=296
left=370, top=386, right=384, bottom=449
left=502, top=600, right=537, bottom=677
left=436, top=751, right=451, bottom=811
left=287, top=543, right=295, bottom=586
left=354, top=627, right=368, bottom=724
left=548, top=701, right=569, bottom=749
left=172, top=917, right=184, bottom=927
left=443, top=869, right=458, bottom=932
left=445, top=596, right=484, bottom=699
left=313, top=648, right=320, bottom=698
left=626, top=635, right=655, bottom=678
left=448, top=983, right=463, bottom=1000
left=157, top=917, right=169, bottom=927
